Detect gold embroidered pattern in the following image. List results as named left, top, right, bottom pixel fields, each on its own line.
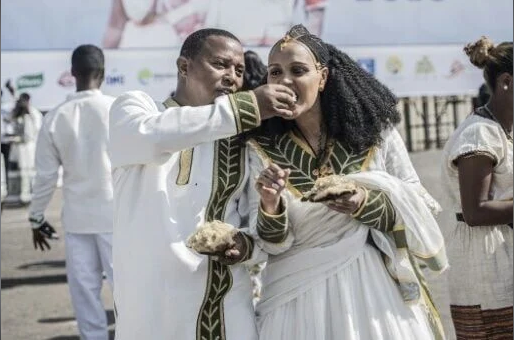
left=249, top=135, right=372, bottom=198
left=197, top=136, right=246, bottom=340
left=162, top=98, right=194, bottom=185
left=353, top=189, right=396, bottom=232
left=228, top=91, right=261, bottom=134
left=176, top=149, right=194, bottom=185
left=256, top=202, right=288, bottom=243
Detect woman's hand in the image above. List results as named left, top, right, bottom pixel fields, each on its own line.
left=255, top=163, right=291, bottom=214
left=326, top=187, right=367, bottom=215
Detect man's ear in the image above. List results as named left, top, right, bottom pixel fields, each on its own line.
left=176, top=56, right=189, bottom=78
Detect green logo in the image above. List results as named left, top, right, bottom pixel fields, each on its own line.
left=138, top=68, right=153, bottom=85
left=416, top=56, right=435, bottom=75
left=16, top=73, right=44, bottom=90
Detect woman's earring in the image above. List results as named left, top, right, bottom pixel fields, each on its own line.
left=319, top=86, right=324, bottom=92
left=504, top=84, right=509, bottom=90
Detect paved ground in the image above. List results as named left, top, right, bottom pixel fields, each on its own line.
left=1, top=149, right=456, bottom=340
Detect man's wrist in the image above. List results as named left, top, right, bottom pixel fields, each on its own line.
left=28, top=215, right=45, bottom=229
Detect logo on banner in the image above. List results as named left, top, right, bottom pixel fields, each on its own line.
left=357, top=58, right=375, bottom=75
left=106, top=69, right=125, bottom=86
left=386, top=56, right=403, bottom=75
left=138, top=68, right=174, bottom=85
left=57, top=71, right=76, bottom=87
left=16, top=73, right=44, bottom=90
left=415, top=56, right=435, bottom=75
left=446, top=60, right=465, bottom=79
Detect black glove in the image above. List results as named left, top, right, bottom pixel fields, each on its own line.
left=29, top=217, right=59, bottom=251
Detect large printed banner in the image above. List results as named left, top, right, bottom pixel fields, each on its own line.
left=1, top=0, right=512, bottom=50
left=1, top=45, right=483, bottom=110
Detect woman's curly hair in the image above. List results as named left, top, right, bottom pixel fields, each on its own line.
left=245, top=25, right=400, bottom=152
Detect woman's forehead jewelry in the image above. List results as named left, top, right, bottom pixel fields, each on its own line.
left=280, top=34, right=293, bottom=50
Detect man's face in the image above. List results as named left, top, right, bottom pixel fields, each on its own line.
left=185, top=36, right=245, bottom=105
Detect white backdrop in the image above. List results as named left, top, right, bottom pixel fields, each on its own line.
left=1, top=45, right=483, bottom=111
left=2, top=0, right=511, bottom=109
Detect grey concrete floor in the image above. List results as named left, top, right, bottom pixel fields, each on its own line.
left=1, top=149, right=456, bottom=340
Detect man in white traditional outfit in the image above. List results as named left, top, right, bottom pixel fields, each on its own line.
left=28, top=45, right=115, bottom=340
left=109, top=28, right=296, bottom=340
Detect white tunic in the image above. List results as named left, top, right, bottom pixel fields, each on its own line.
left=441, top=112, right=513, bottom=309
left=29, top=89, right=115, bottom=234
left=109, top=90, right=263, bottom=340
left=248, top=128, right=445, bottom=340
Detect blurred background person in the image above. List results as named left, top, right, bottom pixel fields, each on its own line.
left=441, top=37, right=513, bottom=339
left=10, top=93, right=43, bottom=203
left=473, top=82, right=491, bottom=110
left=242, top=50, right=267, bottom=91
left=28, top=44, right=115, bottom=340
left=1, top=81, right=17, bottom=175
left=204, top=0, right=326, bottom=46
left=102, top=0, right=208, bottom=48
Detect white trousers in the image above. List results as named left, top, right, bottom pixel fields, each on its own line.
left=65, top=232, right=114, bottom=340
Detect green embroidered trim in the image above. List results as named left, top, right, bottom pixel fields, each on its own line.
left=354, top=190, right=396, bottom=232
left=250, top=135, right=372, bottom=197
left=197, top=136, right=245, bottom=340
left=328, top=142, right=370, bottom=175
left=228, top=91, right=261, bottom=134
left=239, top=232, right=255, bottom=262
left=256, top=202, right=288, bottom=243
left=409, top=253, right=446, bottom=340
left=196, top=260, right=233, bottom=340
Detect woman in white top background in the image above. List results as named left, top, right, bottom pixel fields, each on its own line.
left=441, top=37, right=513, bottom=339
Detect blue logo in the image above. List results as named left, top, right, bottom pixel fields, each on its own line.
left=357, top=58, right=375, bottom=75
left=105, top=70, right=125, bottom=86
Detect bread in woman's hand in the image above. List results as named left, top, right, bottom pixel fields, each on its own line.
left=302, top=175, right=358, bottom=203
left=186, top=220, right=238, bottom=254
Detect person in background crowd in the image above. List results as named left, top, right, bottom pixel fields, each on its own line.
left=102, top=0, right=208, bottom=48
left=245, top=24, right=447, bottom=340
left=242, top=50, right=267, bottom=91
left=1, top=81, right=17, bottom=177
left=473, top=82, right=491, bottom=109
left=28, top=44, right=115, bottom=340
left=10, top=93, right=43, bottom=203
left=204, top=0, right=327, bottom=46
left=109, top=28, right=297, bottom=340
left=441, top=36, right=513, bottom=339
left=240, top=49, right=268, bottom=306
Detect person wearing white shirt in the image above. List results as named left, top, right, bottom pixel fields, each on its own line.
left=10, top=93, right=43, bottom=203
left=28, top=45, right=115, bottom=340
left=109, top=28, right=296, bottom=340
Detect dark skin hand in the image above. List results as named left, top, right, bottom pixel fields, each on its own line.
left=201, top=232, right=249, bottom=265
left=457, top=155, right=513, bottom=226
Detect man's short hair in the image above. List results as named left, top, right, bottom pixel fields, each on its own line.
left=180, top=28, right=240, bottom=60
left=71, top=44, right=105, bottom=78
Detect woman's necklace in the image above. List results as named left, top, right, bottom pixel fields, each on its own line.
left=483, top=105, right=513, bottom=142
left=294, top=125, right=333, bottom=177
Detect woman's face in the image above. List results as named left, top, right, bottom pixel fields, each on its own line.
left=267, top=41, right=328, bottom=119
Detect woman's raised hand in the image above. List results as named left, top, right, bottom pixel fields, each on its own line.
left=255, top=163, right=291, bottom=214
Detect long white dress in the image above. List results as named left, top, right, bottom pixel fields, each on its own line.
left=248, top=128, right=446, bottom=340
left=440, top=109, right=513, bottom=338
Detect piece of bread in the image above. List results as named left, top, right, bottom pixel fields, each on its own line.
left=301, top=175, right=358, bottom=203
left=186, top=220, right=238, bottom=254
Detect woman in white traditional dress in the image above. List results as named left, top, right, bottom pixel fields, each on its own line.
left=245, top=25, right=448, bottom=340
left=441, top=37, right=513, bottom=339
